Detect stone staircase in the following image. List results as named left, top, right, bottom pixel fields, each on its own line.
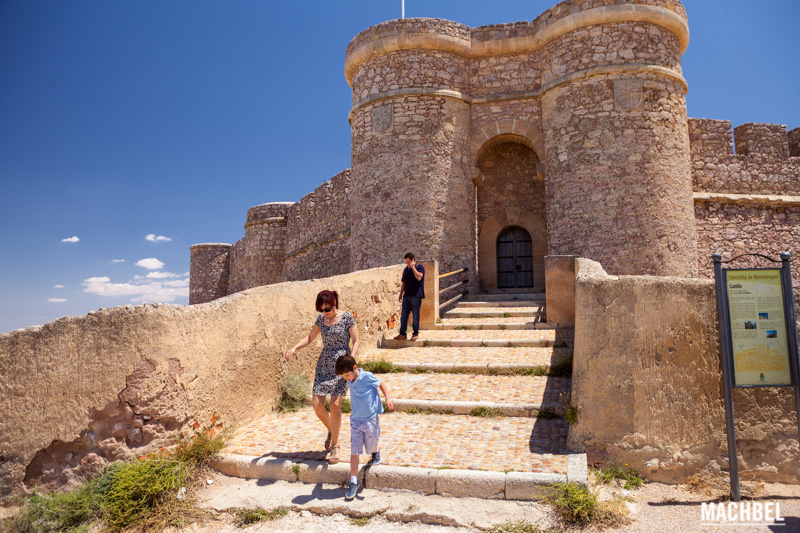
left=212, top=292, right=587, bottom=500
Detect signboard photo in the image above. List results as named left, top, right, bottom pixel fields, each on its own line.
left=724, top=269, right=792, bottom=386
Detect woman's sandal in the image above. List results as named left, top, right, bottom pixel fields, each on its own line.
left=324, top=431, right=332, bottom=451
left=328, top=444, right=340, bottom=464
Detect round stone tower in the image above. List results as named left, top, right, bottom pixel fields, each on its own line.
left=243, top=202, right=293, bottom=287
left=538, top=0, right=697, bottom=277
left=344, top=19, right=475, bottom=276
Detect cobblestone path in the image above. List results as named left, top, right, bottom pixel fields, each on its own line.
left=220, top=292, right=575, bottom=481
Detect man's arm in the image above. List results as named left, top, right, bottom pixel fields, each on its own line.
left=398, top=281, right=405, bottom=302
left=411, top=262, right=423, bottom=281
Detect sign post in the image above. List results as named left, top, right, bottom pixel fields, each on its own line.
left=712, top=252, right=800, bottom=501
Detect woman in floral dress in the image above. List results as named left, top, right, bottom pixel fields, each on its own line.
left=285, top=290, right=359, bottom=464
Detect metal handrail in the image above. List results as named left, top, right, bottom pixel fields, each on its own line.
left=438, top=266, right=469, bottom=311
left=440, top=290, right=468, bottom=310
left=439, top=279, right=467, bottom=295
left=439, top=267, right=469, bottom=280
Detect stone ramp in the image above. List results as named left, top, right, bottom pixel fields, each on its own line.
left=214, top=408, right=584, bottom=499
left=213, top=293, right=586, bottom=500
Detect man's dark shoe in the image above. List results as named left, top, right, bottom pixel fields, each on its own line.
left=410, top=335, right=419, bottom=341
left=345, top=481, right=359, bottom=500
left=394, top=334, right=407, bottom=340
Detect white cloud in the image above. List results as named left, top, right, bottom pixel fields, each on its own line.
left=135, top=258, right=165, bottom=270
left=82, top=275, right=188, bottom=303
left=111, top=259, right=126, bottom=263
left=146, top=271, right=178, bottom=279
left=54, top=284, right=64, bottom=289
left=61, top=236, right=79, bottom=243
left=47, top=298, right=67, bottom=303
left=146, top=234, right=172, bottom=242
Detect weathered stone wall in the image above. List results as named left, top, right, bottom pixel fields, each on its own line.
left=227, top=238, right=246, bottom=295
left=284, top=170, right=352, bottom=282
left=0, top=265, right=402, bottom=504
left=568, top=259, right=799, bottom=484
left=189, top=244, right=231, bottom=304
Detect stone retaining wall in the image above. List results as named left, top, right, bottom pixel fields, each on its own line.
left=568, top=259, right=800, bottom=484
left=0, top=266, right=402, bottom=504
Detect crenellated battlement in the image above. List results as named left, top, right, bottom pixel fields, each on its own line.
left=689, top=118, right=800, bottom=195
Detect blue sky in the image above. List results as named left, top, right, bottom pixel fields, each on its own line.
left=1, top=0, right=798, bottom=334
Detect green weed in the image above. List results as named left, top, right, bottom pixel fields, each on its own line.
left=325, top=397, right=352, bottom=413
left=549, top=356, right=573, bottom=378
left=360, top=359, right=403, bottom=374
left=278, top=374, right=310, bottom=413
left=231, top=506, right=288, bottom=526
left=350, top=516, right=371, bottom=526
left=545, top=482, right=627, bottom=527
left=470, top=406, right=500, bottom=417
left=561, top=394, right=578, bottom=424
left=596, top=462, right=643, bottom=490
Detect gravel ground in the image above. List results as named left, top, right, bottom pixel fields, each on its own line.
left=181, top=472, right=800, bottom=533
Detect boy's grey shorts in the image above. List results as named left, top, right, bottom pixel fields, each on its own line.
left=350, top=416, right=380, bottom=455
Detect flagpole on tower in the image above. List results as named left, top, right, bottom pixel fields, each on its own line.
left=402, top=0, right=405, bottom=19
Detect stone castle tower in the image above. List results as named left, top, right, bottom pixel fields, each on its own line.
left=190, top=0, right=800, bottom=304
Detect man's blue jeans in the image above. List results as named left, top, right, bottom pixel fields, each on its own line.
left=400, top=296, right=422, bottom=336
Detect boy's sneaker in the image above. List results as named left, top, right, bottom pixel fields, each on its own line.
left=370, top=450, right=381, bottom=465
left=345, top=481, right=359, bottom=500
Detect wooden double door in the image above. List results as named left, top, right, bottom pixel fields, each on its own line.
left=496, top=226, right=534, bottom=289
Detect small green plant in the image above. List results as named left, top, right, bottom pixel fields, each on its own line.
left=455, top=325, right=472, bottom=330
left=278, top=374, right=310, bottom=413
left=534, top=407, right=560, bottom=420
left=487, top=520, right=550, bottom=533
left=502, top=311, right=512, bottom=318
left=479, top=341, right=489, bottom=347
left=350, top=516, right=371, bottom=526
left=505, top=341, right=516, bottom=348
left=498, top=324, right=507, bottom=330
left=422, top=340, right=432, bottom=347
left=231, top=506, right=288, bottom=526
left=325, top=397, right=352, bottom=413
left=361, top=359, right=403, bottom=374
left=549, top=356, right=573, bottom=378
left=9, top=484, right=101, bottom=533
left=596, top=462, right=643, bottom=490
left=292, top=463, right=301, bottom=475
left=470, top=406, right=499, bottom=417
left=561, top=393, right=578, bottom=424
left=545, top=482, right=627, bottom=527
left=520, top=365, right=549, bottom=376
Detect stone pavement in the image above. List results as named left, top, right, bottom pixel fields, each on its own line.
left=213, top=294, right=586, bottom=500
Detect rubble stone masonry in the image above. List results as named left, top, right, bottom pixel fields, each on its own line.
left=190, top=0, right=797, bottom=301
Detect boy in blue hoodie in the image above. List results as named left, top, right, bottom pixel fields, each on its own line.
left=335, top=353, right=394, bottom=500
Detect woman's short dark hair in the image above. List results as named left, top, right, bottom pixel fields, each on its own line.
left=315, top=290, right=339, bottom=312
left=335, top=354, right=357, bottom=375
left=404, top=252, right=415, bottom=260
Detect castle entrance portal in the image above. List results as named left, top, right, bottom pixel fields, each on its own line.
left=497, top=226, right=533, bottom=288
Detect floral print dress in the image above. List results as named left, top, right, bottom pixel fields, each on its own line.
left=312, top=311, right=355, bottom=396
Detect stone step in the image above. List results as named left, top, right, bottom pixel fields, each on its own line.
left=459, top=301, right=545, bottom=308
left=382, top=328, right=573, bottom=349
left=215, top=408, right=587, bottom=500
left=423, top=319, right=543, bottom=330
left=374, top=373, right=569, bottom=415
left=360, top=346, right=572, bottom=370
left=444, top=307, right=545, bottom=319
left=469, top=293, right=545, bottom=302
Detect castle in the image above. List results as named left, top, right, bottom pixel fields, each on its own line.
left=190, top=0, right=800, bottom=305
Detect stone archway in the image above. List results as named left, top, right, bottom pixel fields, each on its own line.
left=479, top=207, right=546, bottom=291
left=471, top=119, right=546, bottom=186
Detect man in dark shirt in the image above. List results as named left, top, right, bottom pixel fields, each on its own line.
left=395, top=252, right=425, bottom=341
